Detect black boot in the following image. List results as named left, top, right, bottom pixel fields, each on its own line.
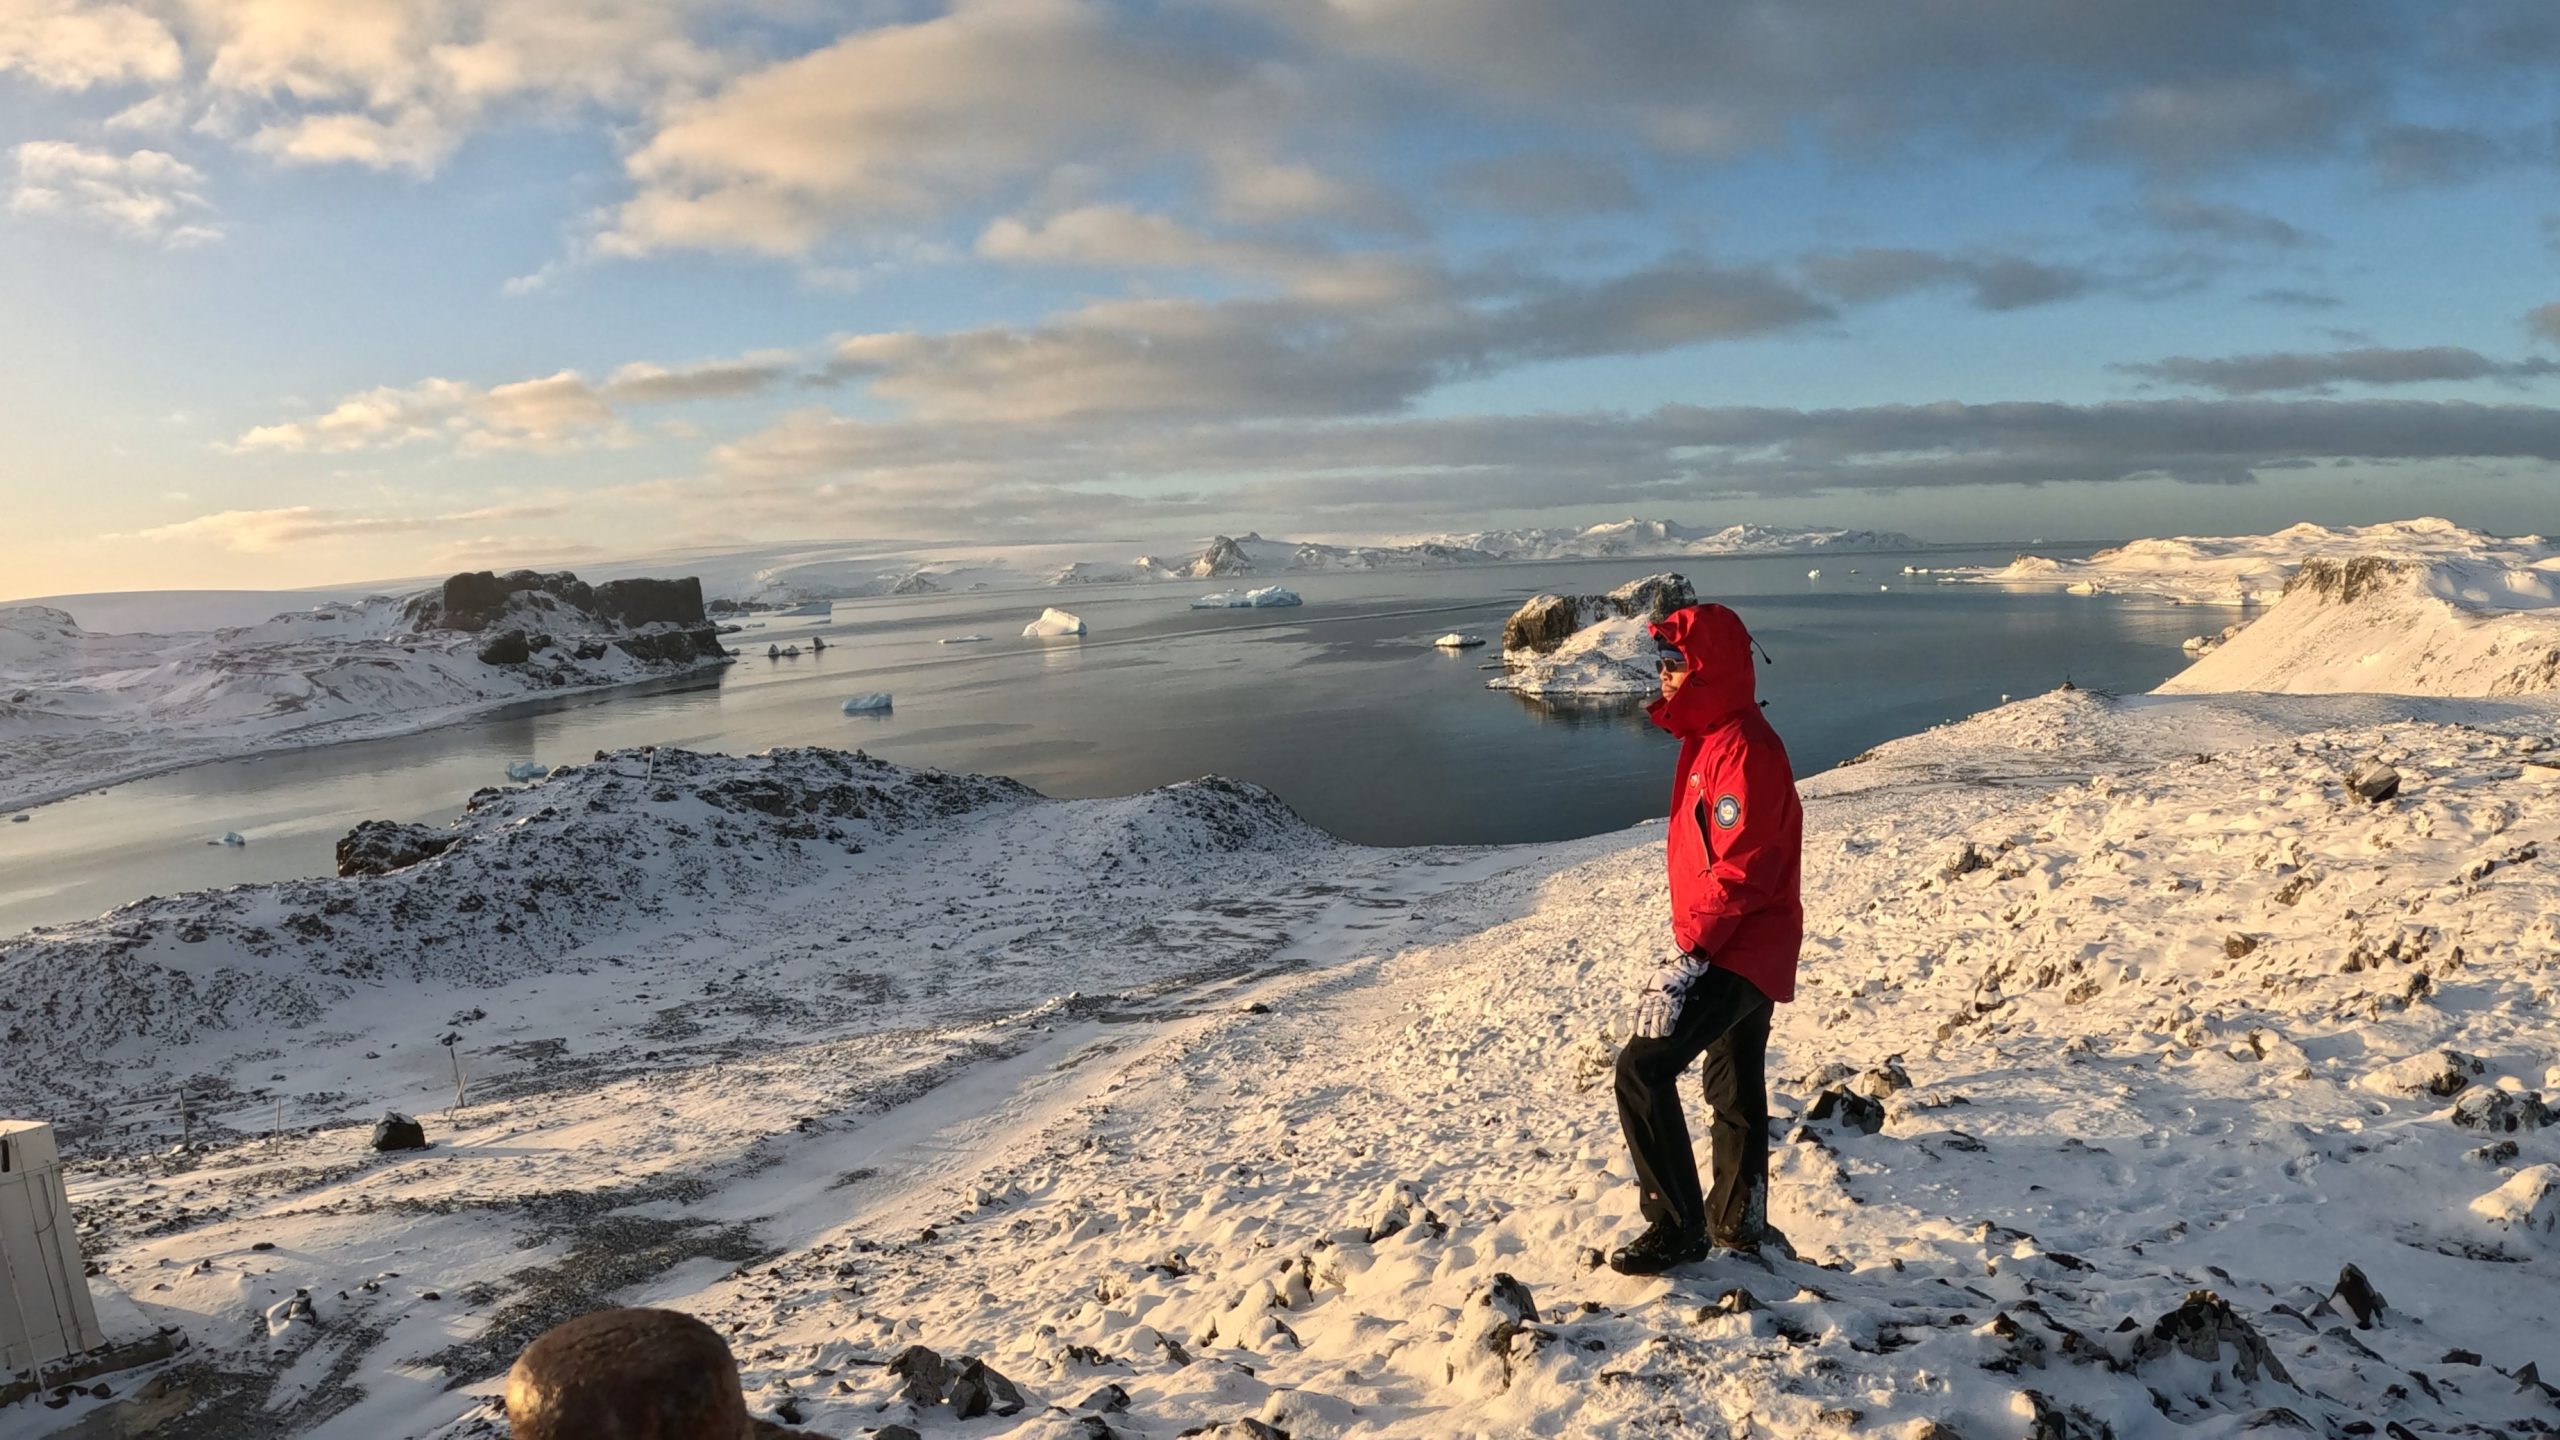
left=1607, top=1218, right=1709, bottom=1276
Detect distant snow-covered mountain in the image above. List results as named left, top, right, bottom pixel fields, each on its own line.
left=1427, top=519, right=1926, bottom=561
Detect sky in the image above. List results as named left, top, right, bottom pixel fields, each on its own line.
left=4, top=0, right=2560, bottom=595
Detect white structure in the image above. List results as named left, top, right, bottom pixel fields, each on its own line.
left=1, top=1121, right=102, bottom=1376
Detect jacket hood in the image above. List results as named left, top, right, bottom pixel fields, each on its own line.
left=1646, top=602, right=1758, bottom=734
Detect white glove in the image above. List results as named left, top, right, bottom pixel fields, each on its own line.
left=1632, top=954, right=1711, bottom=1040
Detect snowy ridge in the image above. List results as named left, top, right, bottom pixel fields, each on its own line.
left=1430, top=519, right=1925, bottom=561
left=0, top=749, right=1329, bottom=1121
left=1961, top=517, right=2554, bottom=605
left=2162, top=553, right=2560, bottom=697
left=701, top=522, right=1924, bottom=601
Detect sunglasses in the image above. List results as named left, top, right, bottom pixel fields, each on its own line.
left=1655, top=652, right=1690, bottom=674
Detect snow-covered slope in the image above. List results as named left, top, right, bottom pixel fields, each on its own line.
left=0, top=577, right=728, bottom=812
left=1964, top=517, right=2553, bottom=604
left=2158, top=554, right=2560, bottom=697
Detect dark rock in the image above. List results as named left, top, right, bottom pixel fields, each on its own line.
left=478, top=629, right=532, bottom=666
left=2130, top=1290, right=2293, bottom=1384
left=2330, top=1265, right=2386, bottom=1328
left=573, top=640, right=608, bottom=661
left=593, top=577, right=707, bottom=629
left=1076, top=1382, right=1131, bottom=1412
left=1940, top=842, right=1990, bottom=880
left=371, top=1112, right=428, bottom=1151
left=2241, top=1409, right=2316, bottom=1432
left=613, top=627, right=726, bottom=665
left=2224, top=933, right=2260, bottom=959
left=2019, top=1388, right=2115, bottom=1440
left=2441, top=1348, right=2481, bottom=1366
left=949, top=1357, right=1025, bottom=1419
left=335, top=820, right=457, bottom=877
left=1806, top=1088, right=1886, bottom=1135
left=1485, top=1272, right=1539, bottom=1325
left=2349, top=761, right=2402, bottom=804
left=872, top=1428, right=923, bottom=1440
left=887, top=1345, right=952, bottom=1407
left=1059, top=1419, right=1121, bottom=1440
left=2451, top=1088, right=2552, bottom=1134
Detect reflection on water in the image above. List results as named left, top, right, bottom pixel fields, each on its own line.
left=0, top=549, right=2200, bottom=934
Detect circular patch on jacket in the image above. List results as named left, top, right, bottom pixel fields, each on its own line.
left=1713, top=794, right=1741, bottom=829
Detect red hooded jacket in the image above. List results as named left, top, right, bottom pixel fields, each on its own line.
left=1646, top=603, right=1803, bottom=1004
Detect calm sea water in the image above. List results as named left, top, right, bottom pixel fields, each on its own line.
left=0, top=549, right=2207, bottom=935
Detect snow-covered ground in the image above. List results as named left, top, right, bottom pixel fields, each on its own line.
left=1957, top=517, right=2554, bottom=605
left=14, top=521, right=2560, bottom=1437
left=0, top=586, right=728, bottom=813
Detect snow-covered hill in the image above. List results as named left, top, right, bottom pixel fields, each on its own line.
left=0, top=572, right=729, bottom=812
left=17, top=692, right=2560, bottom=1438
left=1962, top=517, right=2553, bottom=605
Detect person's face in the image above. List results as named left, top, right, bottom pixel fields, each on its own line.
left=1657, top=650, right=1689, bottom=702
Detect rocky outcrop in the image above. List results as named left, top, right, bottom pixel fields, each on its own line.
left=414, top=571, right=708, bottom=637
left=2283, top=556, right=2410, bottom=604
left=592, top=577, right=707, bottom=629
left=1500, top=573, right=1696, bottom=656
left=426, top=570, right=595, bottom=633
left=1188, top=535, right=1258, bottom=578
left=335, top=820, right=458, bottom=876
left=478, top=629, right=533, bottom=666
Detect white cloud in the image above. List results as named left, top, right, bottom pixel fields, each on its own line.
left=0, top=0, right=180, bottom=88
left=600, top=0, right=1258, bottom=257
left=11, top=140, right=221, bottom=245
left=235, top=349, right=796, bottom=453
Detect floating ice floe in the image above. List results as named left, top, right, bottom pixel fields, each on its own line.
left=940, top=634, right=990, bottom=644
left=215, top=831, right=245, bottom=847
left=2065, top=580, right=2102, bottom=596
left=505, top=761, right=550, bottom=782
left=1023, top=608, right=1087, bottom=638
left=1433, top=633, right=1486, bottom=649
left=1806, top=568, right=1821, bottom=579
left=841, top=693, right=893, bottom=714
left=776, top=600, right=833, bottom=617
left=1191, top=585, right=1304, bottom=609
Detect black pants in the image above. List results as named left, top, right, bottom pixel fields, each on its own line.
left=1614, top=966, right=1772, bottom=1240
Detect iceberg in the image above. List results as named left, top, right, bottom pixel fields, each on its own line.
left=505, top=761, right=550, bottom=782
left=215, top=831, right=245, bottom=847
left=1023, top=608, right=1087, bottom=638
left=1190, top=585, right=1304, bottom=609
left=940, top=634, right=990, bottom=644
left=776, top=600, right=833, bottom=617
left=1433, top=633, right=1486, bottom=649
left=841, top=693, right=893, bottom=714
left=1806, top=568, right=1821, bottom=579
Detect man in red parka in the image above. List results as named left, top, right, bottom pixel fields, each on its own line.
left=1609, top=600, right=1803, bottom=1276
